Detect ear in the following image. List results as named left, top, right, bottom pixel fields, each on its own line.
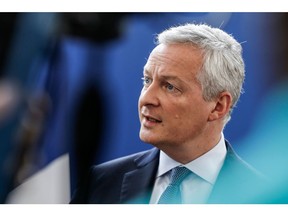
left=208, top=91, right=232, bottom=121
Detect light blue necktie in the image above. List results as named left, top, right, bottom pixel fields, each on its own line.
left=158, top=166, right=191, bottom=204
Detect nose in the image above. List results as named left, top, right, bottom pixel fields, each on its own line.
left=138, top=82, right=160, bottom=108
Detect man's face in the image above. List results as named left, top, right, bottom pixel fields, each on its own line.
left=138, top=44, right=216, bottom=149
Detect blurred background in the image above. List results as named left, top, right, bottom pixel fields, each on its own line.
left=0, top=12, right=287, bottom=203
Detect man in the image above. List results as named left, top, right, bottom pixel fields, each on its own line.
left=70, top=23, right=266, bottom=204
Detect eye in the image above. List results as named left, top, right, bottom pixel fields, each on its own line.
left=166, top=83, right=175, bottom=91
left=164, top=82, right=181, bottom=94
left=141, top=76, right=152, bottom=86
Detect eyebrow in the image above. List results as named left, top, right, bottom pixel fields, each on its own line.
left=144, top=70, right=184, bottom=86
left=161, top=75, right=181, bottom=81
left=143, top=61, right=198, bottom=87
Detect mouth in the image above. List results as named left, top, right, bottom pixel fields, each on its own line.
left=145, top=116, right=162, bottom=123
left=140, top=107, right=162, bottom=127
left=141, top=113, right=162, bottom=128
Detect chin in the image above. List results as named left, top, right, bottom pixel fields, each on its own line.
left=140, top=132, right=157, bottom=145
left=139, top=133, right=165, bottom=147
left=140, top=135, right=154, bottom=144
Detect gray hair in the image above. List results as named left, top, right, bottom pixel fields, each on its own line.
left=157, top=23, right=245, bottom=124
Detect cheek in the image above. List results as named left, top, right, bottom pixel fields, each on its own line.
left=173, top=111, right=191, bottom=126
left=168, top=99, right=191, bottom=117
left=165, top=105, right=190, bottom=128
left=170, top=102, right=207, bottom=126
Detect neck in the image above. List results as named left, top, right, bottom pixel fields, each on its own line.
left=157, top=125, right=223, bottom=164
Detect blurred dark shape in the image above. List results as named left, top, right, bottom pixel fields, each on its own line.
left=264, top=13, right=288, bottom=90
left=0, top=13, right=17, bottom=78
left=72, top=84, right=104, bottom=189
left=59, top=13, right=129, bottom=192
left=0, top=13, right=22, bottom=203
left=60, top=13, right=128, bottom=43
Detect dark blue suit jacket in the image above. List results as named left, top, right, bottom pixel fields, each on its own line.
left=70, top=141, right=267, bottom=204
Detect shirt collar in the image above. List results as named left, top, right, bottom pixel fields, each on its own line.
left=157, top=133, right=227, bottom=184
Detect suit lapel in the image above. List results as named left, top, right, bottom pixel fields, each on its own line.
left=120, top=148, right=159, bottom=204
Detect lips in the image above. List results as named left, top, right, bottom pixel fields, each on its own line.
left=146, top=116, right=161, bottom=123
left=141, top=110, right=162, bottom=127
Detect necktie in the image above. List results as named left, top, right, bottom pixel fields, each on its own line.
left=158, top=166, right=191, bottom=204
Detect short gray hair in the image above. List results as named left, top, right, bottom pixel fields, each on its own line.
left=157, top=23, right=245, bottom=124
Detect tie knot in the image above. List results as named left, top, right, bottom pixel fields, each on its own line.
left=169, top=166, right=190, bottom=186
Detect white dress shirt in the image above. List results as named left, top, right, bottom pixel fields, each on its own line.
left=149, top=133, right=227, bottom=204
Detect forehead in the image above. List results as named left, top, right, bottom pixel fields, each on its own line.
left=144, top=44, right=203, bottom=77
